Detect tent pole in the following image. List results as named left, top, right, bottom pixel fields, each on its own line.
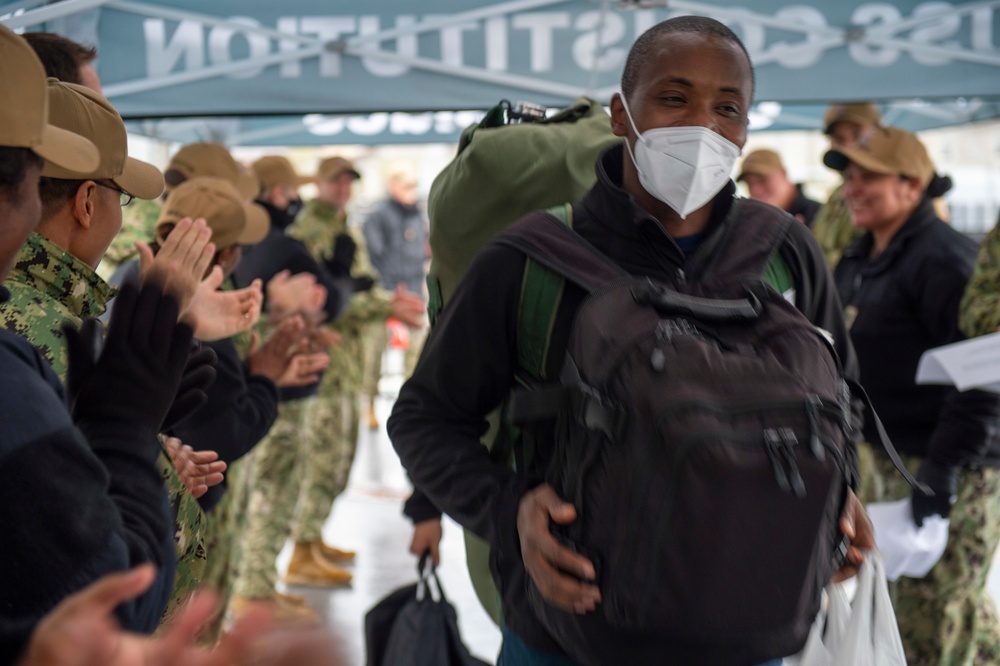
left=867, top=0, right=1000, bottom=35
left=340, top=45, right=591, bottom=99
left=629, top=0, right=842, bottom=37
left=1, top=0, right=113, bottom=29
left=0, top=0, right=46, bottom=18
left=863, top=36, right=1000, bottom=67
left=109, top=0, right=322, bottom=46
left=103, top=45, right=325, bottom=98
left=349, top=0, right=574, bottom=46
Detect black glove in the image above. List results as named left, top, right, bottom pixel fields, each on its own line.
left=325, top=233, right=357, bottom=278
left=352, top=275, right=375, bottom=293
left=162, top=344, right=218, bottom=432
left=911, top=461, right=958, bottom=527
left=64, top=282, right=194, bottom=433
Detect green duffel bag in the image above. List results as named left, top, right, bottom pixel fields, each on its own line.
left=424, top=97, right=620, bottom=627
left=426, top=97, right=621, bottom=325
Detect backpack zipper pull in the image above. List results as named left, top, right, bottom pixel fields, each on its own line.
left=778, top=428, right=807, bottom=498
left=764, top=429, right=791, bottom=493
left=805, top=395, right=825, bottom=461
left=651, top=321, right=671, bottom=372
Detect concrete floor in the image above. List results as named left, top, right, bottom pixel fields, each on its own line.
left=274, top=352, right=502, bottom=665
left=285, top=350, right=1000, bottom=665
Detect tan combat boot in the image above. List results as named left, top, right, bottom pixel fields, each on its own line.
left=283, top=541, right=353, bottom=587
left=367, top=394, right=379, bottom=430
left=227, top=592, right=319, bottom=627
left=314, top=540, right=356, bottom=564
left=275, top=589, right=307, bottom=606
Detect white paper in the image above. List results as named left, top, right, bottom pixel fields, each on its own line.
left=866, top=499, right=949, bottom=581
left=916, top=331, right=1000, bottom=393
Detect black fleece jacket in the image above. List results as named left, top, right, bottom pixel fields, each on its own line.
left=232, top=201, right=353, bottom=402
left=109, top=262, right=281, bottom=512
left=0, top=292, right=173, bottom=663
left=835, top=198, right=1000, bottom=469
left=389, top=145, right=857, bottom=660
left=168, top=337, right=279, bottom=512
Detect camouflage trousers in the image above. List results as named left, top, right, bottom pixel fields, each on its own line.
left=403, top=324, right=428, bottom=379
left=361, top=321, right=387, bottom=398
left=231, top=397, right=315, bottom=599
left=197, top=460, right=245, bottom=645
left=857, top=443, right=1000, bottom=666
left=157, top=449, right=208, bottom=627
left=289, top=391, right=360, bottom=543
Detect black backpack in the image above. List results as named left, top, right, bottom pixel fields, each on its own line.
left=498, top=201, right=890, bottom=664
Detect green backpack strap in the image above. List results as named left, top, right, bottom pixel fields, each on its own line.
left=763, top=248, right=794, bottom=296
left=426, top=274, right=444, bottom=328
left=516, top=203, right=572, bottom=386
left=484, top=204, right=572, bottom=476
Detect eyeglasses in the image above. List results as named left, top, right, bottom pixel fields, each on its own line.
left=95, top=180, right=135, bottom=207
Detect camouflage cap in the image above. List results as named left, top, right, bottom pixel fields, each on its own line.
left=42, top=80, right=164, bottom=200
left=823, top=126, right=935, bottom=187
left=316, top=156, right=361, bottom=181
left=737, top=149, right=785, bottom=182
left=166, top=142, right=259, bottom=199
left=0, top=25, right=98, bottom=173
left=252, top=155, right=313, bottom=190
left=156, top=176, right=269, bottom=249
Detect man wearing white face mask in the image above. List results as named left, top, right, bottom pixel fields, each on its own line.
left=389, top=15, right=866, bottom=666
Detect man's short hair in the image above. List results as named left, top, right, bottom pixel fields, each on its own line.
left=620, top=15, right=754, bottom=100
left=0, top=147, right=43, bottom=202
left=37, top=177, right=85, bottom=221
left=22, top=32, right=96, bottom=85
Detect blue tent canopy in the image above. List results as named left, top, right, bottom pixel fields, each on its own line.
left=3, top=0, right=1000, bottom=144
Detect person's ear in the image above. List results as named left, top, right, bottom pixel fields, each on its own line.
left=610, top=93, right=631, bottom=139
left=72, top=181, right=98, bottom=230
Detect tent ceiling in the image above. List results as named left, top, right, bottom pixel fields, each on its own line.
left=4, top=0, right=1000, bottom=144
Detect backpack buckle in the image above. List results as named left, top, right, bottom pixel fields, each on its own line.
left=572, top=388, right=624, bottom=441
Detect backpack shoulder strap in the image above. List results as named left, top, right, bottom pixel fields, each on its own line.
left=496, top=208, right=626, bottom=294
left=517, top=206, right=571, bottom=382
left=763, top=250, right=794, bottom=295
left=696, top=198, right=792, bottom=287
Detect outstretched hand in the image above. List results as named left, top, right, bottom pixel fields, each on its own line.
left=188, top=269, right=262, bottom=342
left=246, top=317, right=330, bottom=387
left=20, top=565, right=347, bottom=666
left=136, top=217, right=215, bottom=318
left=164, top=437, right=226, bottom=499
left=391, top=284, right=426, bottom=329
left=266, top=271, right=327, bottom=322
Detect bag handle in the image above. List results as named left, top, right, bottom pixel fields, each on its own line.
left=846, top=378, right=932, bottom=496
left=630, top=279, right=762, bottom=323
left=416, top=551, right=446, bottom=604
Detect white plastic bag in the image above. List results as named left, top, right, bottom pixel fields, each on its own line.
left=784, top=552, right=906, bottom=666
left=866, top=499, right=949, bottom=580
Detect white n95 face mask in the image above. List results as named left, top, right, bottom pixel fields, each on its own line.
left=619, top=95, right=741, bottom=219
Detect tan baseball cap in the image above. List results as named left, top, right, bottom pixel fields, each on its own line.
left=823, top=126, right=935, bottom=188
left=737, top=149, right=785, bottom=182
left=316, top=156, right=361, bottom=181
left=823, top=102, right=881, bottom=134
left=165, top=142, right=259, bottom=199
left=252, top=155, right=312, bottom=190
left=156, top=176, right=269, bottom=249
left=0, top=25, right=98, bottom=173
left=41, top=80, right=164, bottom=200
